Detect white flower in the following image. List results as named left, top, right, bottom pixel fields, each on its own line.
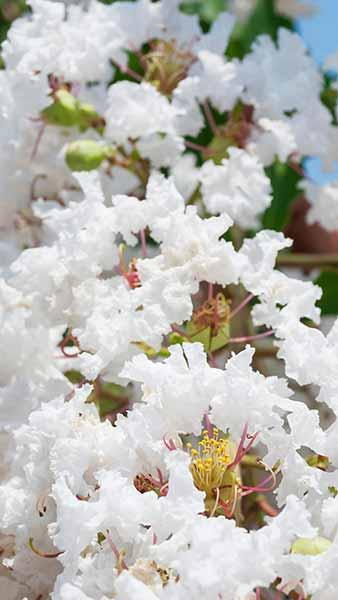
left=200, top=147, right=272, bottom=229
left=247, top=117, right=297, bottom=166
left=105, top=81, right=183, bottom=146
left=239, top=29, right=322, bottom=119
left=121, top=342, right=223, bottom=435
left=302, top=179, right=338, bottom=232
left=189, top=50, right=243, bottom=113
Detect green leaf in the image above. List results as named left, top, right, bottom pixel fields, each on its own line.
left=227, top=0, right=294, bottom=60
left=262, top=160, right=302, bottom=231
left=315, top=270, right=338, bottom=315
left=180, top=0, right=226, bottom=23
left=321, top=74, right=338, bottom=125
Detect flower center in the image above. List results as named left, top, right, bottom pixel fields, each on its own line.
left=187, top=428, right=232, bottom=494
left=141, top=39, right=196, bottom=95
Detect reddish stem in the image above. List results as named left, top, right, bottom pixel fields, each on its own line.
left=202, top=100, right=218, bottom=136
left=207, top=282, right=213, bottom=301
left=139, top=229, right=147, bottom=258
left=185, top=140, right=210, bottom=154
left=229, top=330, right=274, bottom=344
left=31, top=123, right=46, bottom=160
left=111, top=58, right=143, bottom=82
left=229, top=293, right=254, bottom=320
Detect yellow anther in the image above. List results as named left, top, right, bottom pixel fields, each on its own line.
left=187, top=430, right=231, bottom=494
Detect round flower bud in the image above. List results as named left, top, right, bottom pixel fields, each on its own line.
left=65, top=140, right=111, bottom=171
left=291, top=536, right=332, bottom=556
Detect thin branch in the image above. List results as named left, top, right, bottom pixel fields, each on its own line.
left=277, top=252, right=338, bottom=268
left=202, top=100, right=218, bottom=136
left=229, top=293, right=254, bottom=320
left=229, top=330, right=274, bottom=344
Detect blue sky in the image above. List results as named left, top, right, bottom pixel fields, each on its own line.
left=297, top=0, right=338, bottom=183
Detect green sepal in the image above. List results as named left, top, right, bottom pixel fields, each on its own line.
left=65, top=369, right=86, bottom=385
left=131, top=341, right=170, bottom=359
left=167, top=331, right=189, bottom=346
left=186, top=321, right=212, bottom=351
left=97, top=532, right=106, bottom=545
left=207, top=135, right=232, bottom=165
left=42, top=89, right=79, bottom=127
left=185, top=321, right=230, bottom=353
left=307, top=453, right=329, bottom=471
left=77, top=102, right=105, bottom=134
left=210, top=323, right=230, bottom=352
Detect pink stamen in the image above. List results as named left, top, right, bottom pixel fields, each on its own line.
left=156, top=468, right=165, bottom=487
left=229, top=330, right=274, bottom=344
left=230, top=421, right=249, bottom=466
left=229, top=293, right=254, bottom=320
left=228, top=427, right=260, bottom=471
left=106, top=531, right=128, bottom=571
left=163, top=435, right=177, bottom=451
left=228, top=423, right=256, bottom=469
left=203, top=413, right=213, bottom=437
left=229, top=431, right=259, bottom=467
left=159, top=483, right=169, bottom=496
left=111, top=58, right=143, bottom=82
left=218, top=494, right=237, bottom=519
left=255, top=589, right=261, bottom=600
left=139, top=229, right=147, bottom=258
left=145, top=474, right=162, bottom=488
left=240, top=469, right=276, bottom=496
left=152, top=532, right=157, bottom=545
left=257, top=497, right=279, bottom=518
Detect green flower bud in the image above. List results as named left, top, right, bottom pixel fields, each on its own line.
left=65, top=140, right=111, bottom=171
left=291, top=536, right=332, bottom=556
left=42, top=89, right=79, bottom=127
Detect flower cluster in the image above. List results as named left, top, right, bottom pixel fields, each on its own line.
left=1, top=1, right=338, bottom=599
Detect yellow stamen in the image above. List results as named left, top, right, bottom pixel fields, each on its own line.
left=188, top=431, right=231, bottom=494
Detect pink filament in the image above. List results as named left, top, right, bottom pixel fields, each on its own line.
left=139, top=229, right=147, bottom=258
left=228, top=293, right=254, bottom=320
left=228, top=423, right=259, bottom=470
left=203, top=413, right=213, bottom=437
left=229, top=330, right=274, bottom=344
left=163, top=435, right=177, bottom=451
